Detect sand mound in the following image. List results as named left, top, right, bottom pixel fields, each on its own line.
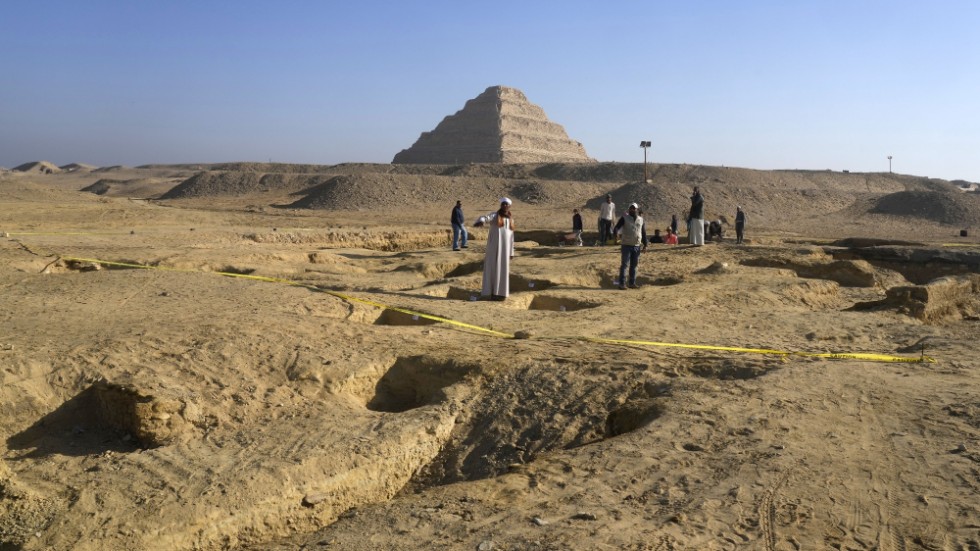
left=80, top=179, right=122, bottom=195
left=12, top=161, right=61, bottom=174
left=161, top=171, right=337, bottom=199
left=870, top=190, right=980, bottom=226
left=138, top=162, right=977, bottom=236
left=286, top=174, right=511, bottom=211
left=78, top=178, right=179, bottom=198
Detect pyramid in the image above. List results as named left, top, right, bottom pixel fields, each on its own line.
left=393, top=86, right=593, bottom=164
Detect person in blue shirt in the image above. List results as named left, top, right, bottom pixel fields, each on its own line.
left=451, top=200, right=467, bottom=251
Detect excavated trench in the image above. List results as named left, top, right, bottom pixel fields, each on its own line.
left=365, top=356, right=476, bottom=413
left=373, top=309, right=440, bottom=327
left=58, top=257, right=256, bottom=276
left=5, top=381, right=194, bottom=457
left=404, top=357, right=779, bottom=491
left=826, top=244, right=980, bottom=285
left=502, top=294, right=600, bottom=311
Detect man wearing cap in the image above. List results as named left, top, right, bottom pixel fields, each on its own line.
left=613, top=203, right=647, bottom=290
left=599, top=194, right=616, bottom=245
left=451, top=200, right=467, bottom=251
left=473, top=198, right=515, bottom=300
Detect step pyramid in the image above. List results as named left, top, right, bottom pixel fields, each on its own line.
left=393, top=86, right=593, bottom=164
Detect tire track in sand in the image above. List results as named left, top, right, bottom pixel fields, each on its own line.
left=758, top=471, right=789, bottom=551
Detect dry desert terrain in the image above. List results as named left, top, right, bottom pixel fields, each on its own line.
left=2, top=162, right=980, bottom=550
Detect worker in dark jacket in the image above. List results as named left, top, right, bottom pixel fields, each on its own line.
left=451, top=200, right=468, bottom=251
left=735, top=205, right=747, bottom=244
left=688, top=187, right=705, bottom=246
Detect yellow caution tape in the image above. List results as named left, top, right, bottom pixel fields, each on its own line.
left=60, top=256, right=513, bottom=338
left=7, top=231, right=125, bottom=236
left=58, top=256, right=935, bottom=363
left=581, top=337, right=936, bottom=363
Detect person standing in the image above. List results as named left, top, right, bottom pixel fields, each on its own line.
left=688, top=186, right=705, bottom=246
left=451, top=200, right=467, bottom=251
left=599, top=194, right=616, bottom=245
left=613, top=203, right=647, bottom=290
left=735, top=205, right=747, bottom=244
left=670, top=214, right=679, bottom=235
left=473, top=198, right=515, bottom=301
left=572, top=208, right=584, bottom=246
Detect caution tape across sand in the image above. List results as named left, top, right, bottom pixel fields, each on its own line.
left=579, top=337, right=935, bottom=364
left=61, top=256, right=513, bottom=338
left=59, top=255, right=935, bottom=364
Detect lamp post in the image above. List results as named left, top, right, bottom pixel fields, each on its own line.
left=640, top=141, right=651, bottom=182
left=887, top=155, right=893, bottom=173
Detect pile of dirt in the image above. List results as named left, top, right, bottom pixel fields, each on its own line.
left=870, top=190, right=980, bottom=226
left=160, top=171, right=336, bottom=199
left=80, top=178, right=181, bottom=198
left=12, top=161, right=61, bottom=174
left=80, top=179, right=122, bottom=195
left=284, top=174, right=511, bottom=211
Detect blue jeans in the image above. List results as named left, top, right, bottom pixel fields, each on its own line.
left=619, top=245, right=641, bottom=286
left=599, top=219, right=613, bottom=245
left=452, top=224, right=467, bottom=249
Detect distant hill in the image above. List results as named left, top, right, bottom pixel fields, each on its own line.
left=120, top=161, right=980, bottom=233
left=13, top=161, right=61, bottom=174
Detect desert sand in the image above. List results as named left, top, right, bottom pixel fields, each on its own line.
left=1, top=163, right=979, bottom=550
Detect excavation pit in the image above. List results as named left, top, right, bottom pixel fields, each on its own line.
left=5, top=381, right=199, bottom=456
left=366, top=356, right=476, bottom=413
left=526, top=295, right=599, bottom=312
left=511, top=274, right=555, bottom=293
left=374, top=309, right=440, bottom=326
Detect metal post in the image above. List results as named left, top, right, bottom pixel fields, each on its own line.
left=643, top=147, right=647, bottom=183
left=640, top=141, right=651, bottom=182
left=888, top=155, right=893, bottom=173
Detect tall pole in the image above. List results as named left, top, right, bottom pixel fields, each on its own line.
left=640, top=141, right=651, bottom=182
left=643, top=146, right=648, bottom=182
left=888, top=155, right=893, bottom=173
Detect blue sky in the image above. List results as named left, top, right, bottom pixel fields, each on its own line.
left=1, top=1, right=977, bottom=181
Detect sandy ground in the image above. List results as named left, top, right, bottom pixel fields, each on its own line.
left=1, top=166, right=979, bottom=550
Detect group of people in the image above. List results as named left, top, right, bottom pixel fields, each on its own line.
left=598, top=194, right=683, bottom=247
left=449, top=189, right=748, bottom=300
left=685, top=187, right=747, bottom=245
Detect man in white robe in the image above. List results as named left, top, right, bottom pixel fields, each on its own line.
left=474, top=198, right=515, bottom=300
left=688, top=186, right=705, bottom=246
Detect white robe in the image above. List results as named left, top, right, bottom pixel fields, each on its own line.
left=689, top=217, right=705, bottom=245
left=475, top=212, right=513, bottom=297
